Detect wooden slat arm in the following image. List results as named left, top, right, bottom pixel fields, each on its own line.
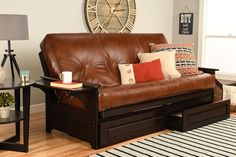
left=216, top=79, right=223, bottom=89
left=33, top=79, right=52, bottom=92
left=34, top=76, right=100, bottom=92
left=40, top=76, right=58, bottom=81
left=34, top=76, right=100, bottom=148
left=83, top=82, right=101, bottom=89
left=198, top=67, right=219, bottom=74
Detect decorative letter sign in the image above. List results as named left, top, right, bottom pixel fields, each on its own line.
left=179, top=13, right=193, bottom=35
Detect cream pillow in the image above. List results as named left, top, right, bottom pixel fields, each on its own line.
left=118, top=64, right=136, bottom=84
left=138, top=50, right=181, bottom=79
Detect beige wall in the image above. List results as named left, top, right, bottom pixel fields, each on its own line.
left=0, top=0, right=174, bottom=105
left=172, top=0, right=199, bottom=54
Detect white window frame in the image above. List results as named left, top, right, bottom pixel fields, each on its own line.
left=198, top=0, right=236, bottom=81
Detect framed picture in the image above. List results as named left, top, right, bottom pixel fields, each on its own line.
left=179, top=13, right=193, bottom=35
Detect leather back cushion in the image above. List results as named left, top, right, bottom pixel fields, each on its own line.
left=40, top=33, right=168, bottom=86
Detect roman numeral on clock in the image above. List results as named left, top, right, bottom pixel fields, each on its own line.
left=88, top=4, right=97, bottom=13
left=129, top=9, right=136, bottom=16
left=125, top=20, right=134, bottom=31
left=90, top=18, right=100, bottom=32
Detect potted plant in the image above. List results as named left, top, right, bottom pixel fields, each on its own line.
left=0, top=92, right=14, bottom=118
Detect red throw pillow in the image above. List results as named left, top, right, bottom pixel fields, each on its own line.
left=118, top=59, right=165, bottom=84
left=133, top=59, right=165, bottom=83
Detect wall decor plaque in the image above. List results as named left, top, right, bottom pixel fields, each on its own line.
left=179, top=13, right=193, bottom=35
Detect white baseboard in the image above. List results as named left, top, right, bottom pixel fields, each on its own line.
left=11, top=103, right=45, bottom=114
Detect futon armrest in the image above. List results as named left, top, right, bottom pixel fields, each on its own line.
left=198, top=67, right=219, bottom=74
left=40, top=75, right=101, bottom=89
left=34, top=76, right=100, bottom=92
left=40, top=75, right=58, bottom=81
left=33, top=79, right=58, bottom=101
left=34, top=79, right=92, bottom=95
left=83, top=82, right=101, bottom=89
left=34, top=78, right=100, bottom=105
left=33, top=79, right=52, bottom=92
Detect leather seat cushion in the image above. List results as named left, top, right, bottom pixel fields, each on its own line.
left=98, top=73, right=215, bottom=111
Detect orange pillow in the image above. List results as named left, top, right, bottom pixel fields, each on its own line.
left=118, top=59, right=165, bottom=84
left=133, top=59, right=165, bottom=83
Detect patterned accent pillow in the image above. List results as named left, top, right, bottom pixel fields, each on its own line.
left=149, top=43, right=200, bottom=75
left=118, top=59, right=165, bottom=85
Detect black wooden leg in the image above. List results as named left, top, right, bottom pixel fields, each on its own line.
left=88, top=89, right=99, bottom=149
left=1, top=54, right=7, bottom=67
left=45, top=96, right=53, bottom=133
left=15, top=89, right=21, bottom=142
left=22, top=87, right=31, bottom=152
left=11, top=55, right=20, bottom=76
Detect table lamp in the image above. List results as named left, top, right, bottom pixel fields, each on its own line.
left=0, top=14, right=29, bottom=80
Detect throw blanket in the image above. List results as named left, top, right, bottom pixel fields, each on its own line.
left=223, top=84, right=236, bottom=111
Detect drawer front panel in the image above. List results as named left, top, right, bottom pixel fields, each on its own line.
left=183, top=100, right=230, bottom=131
left=168, top=100, right=230, bottom=131
left=100, top=109, right=166, bottom=147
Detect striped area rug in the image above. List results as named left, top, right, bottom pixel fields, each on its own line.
left=90, top=116, right=236, bottom=157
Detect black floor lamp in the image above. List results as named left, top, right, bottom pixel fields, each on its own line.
left=0, top=14, right=29, bottom=80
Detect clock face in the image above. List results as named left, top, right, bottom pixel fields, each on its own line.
left=85, top=0, right=136, bottom=33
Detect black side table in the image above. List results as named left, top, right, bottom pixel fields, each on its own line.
left=0, top=80, right=34, bottom=152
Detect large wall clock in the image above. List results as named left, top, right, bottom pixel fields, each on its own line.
left=85, top=0, right=136, bottom=33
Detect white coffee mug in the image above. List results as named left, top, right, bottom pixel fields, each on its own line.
left=59, top=71, right=72, bottom=83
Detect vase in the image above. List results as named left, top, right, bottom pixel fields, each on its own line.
left=0, top=67, right=6, bottom=83
left=0, top=106, right=11, bottom=118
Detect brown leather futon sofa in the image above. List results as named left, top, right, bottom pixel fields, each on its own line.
left=38, top=33, right=216, bottom=149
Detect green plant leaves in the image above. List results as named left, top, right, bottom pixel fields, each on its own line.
left=0, top=92, right=14, bottom=107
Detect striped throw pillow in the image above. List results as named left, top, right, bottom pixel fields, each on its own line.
left=149, top=43, right=200, bottom=75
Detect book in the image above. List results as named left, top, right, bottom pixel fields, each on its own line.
left=50, top=80, right=83, bottom=89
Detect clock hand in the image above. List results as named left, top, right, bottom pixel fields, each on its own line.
left=114, top=0, right=122, bottom=9
left=101, top=13, right=112, bottom=27
left=106, top=14, right=115, bottom=27
left=105, top=0, right=112, bottom=8
left=105, top=1, right=123, bottom=28
left=115, top=14, right=124, bottom=27
left=109, top=0, right=122, bottom=14
left=115, top=9, right=126, bottom=12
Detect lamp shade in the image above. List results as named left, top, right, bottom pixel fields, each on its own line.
left=0, top=14, right=29, bottom=40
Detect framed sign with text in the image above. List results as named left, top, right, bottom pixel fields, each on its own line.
left=179, top=13, right=193, bottom=35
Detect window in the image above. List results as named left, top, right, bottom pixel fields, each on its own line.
left=199, top=0, right=236, bottom=80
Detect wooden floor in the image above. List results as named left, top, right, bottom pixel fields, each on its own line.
left=0, top=112, right=235, bottom=157
left=0, top=112, right=169, bottom=157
